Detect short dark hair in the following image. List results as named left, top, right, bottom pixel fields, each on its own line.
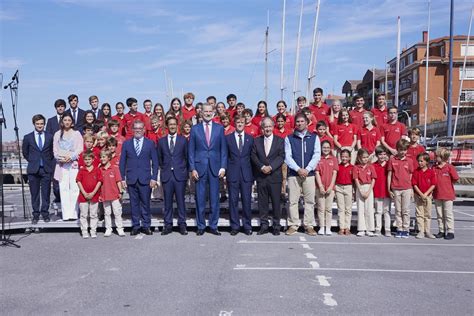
left=313, top=87, right=323, bottom=95
left=233, top=114, right=245, bottom=123
left=54, top=99, right=66, bottom=108
left=353, top=95, right=364, bottom=101
left=242, top=108, right=253, bottom=117
left=32, top=114, right=46, bottom=124
left=316, top=120, right=327, bottom=129
left=294, top=112, right=309, bottom=124
left=108, top=119, right=119, bottom=128
left=83, top=123, right=94, bottom=131
left=206, top=96, right=216, bottom=102
left=296, top=96, right=307, bottom=102
left=226, top=94, right=237, bottom=101
left=417, top=152, right=430, bottom=163
left=126, top=97, right=138, bottom=107
left=275, top=113, right=287, bottom=122
left=166, top=116, right=178, bottom=126
left=143, top=99, right=152, bottom=105
left=67, top=94, right=78, bottom=102
left=106, top=137, right=117, bottom=147
left=388, top=106, right=398, bottom=112
left=396, top=139, right=410, bottom=151
left=340, top=148, right=352, bottom=157
left=375, top=145, right=389, bottom=155
left=82, top=149, right=95, bottom=160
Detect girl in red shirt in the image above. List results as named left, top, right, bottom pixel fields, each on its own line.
left=221, top=113, right=236, bottom=136
left=334, top=109, right=358, bottom=163
left=213, top=102, right=227, bottom=124
left=112, top=102, right=126, bottom=136
left=273, top=113, right=293, bottom=139
left=153, top=103, right=165, bottom=127
left=251, top=100, right=269, bottom=127
left=274, top=100, right=294, bottom=130
left=315, top=140, right=339, bottom=236
left=181, top=120, right=192, bottom=142
left=327, top=99, right=342, bottom=137
left=335, top=149, right=353, bottom=235
left=373, top=146, right=391, bottom=237
left=357, top=111, right=381, bottom=161
left=316, top=121, right=334, bottom=151
left=353, top=148, right=377, bottom=237
left=100, top=103, right=112, bottom=126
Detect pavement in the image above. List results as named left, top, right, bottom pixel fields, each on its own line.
left=1, top=202, right=474, bottom=315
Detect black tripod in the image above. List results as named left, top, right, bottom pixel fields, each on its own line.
left=1, top=72, right=21, bottom=248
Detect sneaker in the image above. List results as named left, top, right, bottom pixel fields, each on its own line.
left=82, top=232, right=89, bottom=239
left=325, top=228, right=332, bottom=236
left=416, top=232, right=424, bottom=239
left=425, top=232, right=436, bottom=239
left=356, top=231, right=365, bottom=237
left=384, top=230, right=392, bottom=237
left=444, top=233, right=455, bottom=240
left=104, top=229, right=112, bottom=237
left=305, top=226, right=317, bottom=236
left=367, top=231, right=375, bottom=237
left=90, top=231, right=97, bottom=238
left=401, top=231, right=409, bottom=239
left=395, top=231, right=402, bottom=238
left=117, top=229, right=126, bottom=237
left=374, top=230, right=381, bottom=237
left=285, top=226, right=298, bottom=236
left=317, top=228, right=325, bottom=235
left=435, top=232, right=445, bottom=239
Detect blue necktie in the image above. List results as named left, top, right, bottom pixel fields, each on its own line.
left=135, top=139, right=140, bottom=156
left=38, top=132, right=44, bottom=167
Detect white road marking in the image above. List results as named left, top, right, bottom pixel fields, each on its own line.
left=237, top=241, right=474, bottom=247
left=305, top=253, right=317, bottom=259
left=316, top=275, right=331, bottom=287
left=309, top=261, right=320, bottom=268
left=323, top=293, right=337, bottom=307
left=301, top=243, right=312, bottom=249
left=453, top=210, right=474, bottom=218
left=233, top=266, right=474, bottom=274
left=219, top=311, right=233, bottom=316
left=235, top=264, right=246, bottom=268
left=299, top=236, right=307, bottom=241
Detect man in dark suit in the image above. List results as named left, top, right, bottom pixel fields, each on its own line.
left=225, top=114, right=254, bottom=235
left=157, top=116, right=188, bottom=235
left=119, top=118, right=159, bottom=235
left=189, top=103, right=228, bottom=236
left=89, top=95, right=103, bottom=120
left=251, top=117, right=285, bottom=235
left=46, top=98, right=66, bottom=204
left=65, top=94, right=86, bottom=131
left=22, top=114, right=55, bottom=224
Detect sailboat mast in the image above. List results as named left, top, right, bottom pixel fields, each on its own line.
left=291, top=0, right=304, bottom=114
left=395, top=17, right=401, bottom=107
left=307, top=0, right=321, bottom=100
left=280, top=0, right=286, bottom=101
left=265, top=10, right=269, bottom=104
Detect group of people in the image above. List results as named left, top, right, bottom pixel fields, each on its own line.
left=22, top=88, right=459, bottom=240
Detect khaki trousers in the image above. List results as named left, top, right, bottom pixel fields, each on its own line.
left=335, top=184, right=353, bottom=229
left=375, top=198, right=391, bottom=232
left=434, top=200, right=454, bottom=233
left=393, top=189, right=411, bottom=232
left=79, top=201, right=98, bottom=234
left=414, top=195, right=433, bottom=234
left=356, top=184, right=374, bottom=232
left=288, top=176, right=316, bottom=228
left=103, top=199, right=124, bottom=231
left=316, top=188, right=335, bottom=229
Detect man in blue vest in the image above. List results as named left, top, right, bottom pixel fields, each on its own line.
left=284, top=112, right=321, bottom=236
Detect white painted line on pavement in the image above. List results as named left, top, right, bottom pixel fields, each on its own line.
left=233, top=266, right=474, bottom=274
left=309, top=261, right=320, bottom=268
left=316, top=275, right=331, bottom=287
left=301, top=243, right=312, bottom=249
left=323, top=293, right=337, bottom=307
left=453, top=210, right=474, bottom=218
left=237, top=241, right=474, bottom=247
left=305, top=253, right=317, bottom=259
left=299, top=236, right=307, bottom=241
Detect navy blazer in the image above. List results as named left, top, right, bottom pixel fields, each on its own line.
left=119, top=137, right=159, bottom=185
left=65, top=108, right=86, bottom=130
left=188, top=122, right=227, bottom=177
left=225, top=132, right=254, bottom=183
left=46, top=115, right=61, bottom=135
left=22, top=131, right=55, bottom=174
left=251, top=135, right=285, bottom=183
left=157, top=134, right=188, bottom=182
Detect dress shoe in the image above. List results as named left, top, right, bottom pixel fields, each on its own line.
left=244, top=229, right=252, bottom=236
left=161, top=228, right=172, bottom=236
left=220, top=195, right=227, bottom=203
left=435, top=232, right=445, bottom=239
left=257, top=227, right=269, bottom=235
left=142, top=228, right=153, bottom=235
left=179, top=227, right=188, bottom=235
left=230, top=230, right=239, bottom=236
left=31, top=218, right=39, bottom=225
left=130, top=229, right=140, bottom=236
left=43, top=217, right=51, bottom=223
left=444, top=233, right=455, bottom=240
left=196, top=229, right=205, bottom=236
left=209, top=229, right=221, bottom=236
left=272, top=229, right=281, bottom=236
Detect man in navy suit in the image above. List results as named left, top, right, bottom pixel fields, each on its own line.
left=251, top=117, right=286, bottom=235
left=65, top=94, right=86, bottom=131
left=225, top=114, right=254, bottom=235
left=46, top=98, right=66, bottom=204
left=157, top=116, right=188, bottom=235
left=189, top=103, right=228, bottom=235
left=88, top=95, right=103, bottom=120
left=22, top=114, right=55, bottom=224
left=120, top=119, right=159, bottom=235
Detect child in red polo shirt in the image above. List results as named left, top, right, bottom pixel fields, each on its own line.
left=334, top=109, right=358, bottom=164
left=78, top=135, right=100, bottom=168
left=387, top=139, right=414, bottom=238
left=243, top=109, right=260, bottom=137
left=335, top=149, right=353, bottom=235
left=124, top=97, right=145, bottom=139
left=106, top=137, right=120, bottom=168
left=406, top=127, right=425, bottom=170
left=412, top=152, right=437, bottom=239
left=76, top=151, right=103, bottom=238
left=99, top=150, right=125, bottom=237
left=381, top=106, right=408, bottom=156
left=108, top=119, right=125, bottom=154
left=316, top=121, right=334, bottom=151
left=273, top=113, right=293, bottom=139
left=357, top=111, right=381, bottom=162
left=373, top=146, right=392, bottom=237
left=315, top=140, right=339, bottom=236
left=353, top=148, right=377, bottom=237
left=433, top=147, right=459, bottom=240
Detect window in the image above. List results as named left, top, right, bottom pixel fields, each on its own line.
left=387, top=81, right=393, bottom=93
left=441, top=45, right=445, bottom=57
left=460, top=44, right=474, bottom=57
left=412, top=91, right=418, bottom=105
left=459, top=67, right=474, bottom=80
left=380, top=82, right=385, bottom=93
left=408, top=53, right=414, bottom=65
left=412, top=69, right=418, bottom=83
left=400, top=58, right=406, bottom=69
left=460, top=90, right=474, bottom=102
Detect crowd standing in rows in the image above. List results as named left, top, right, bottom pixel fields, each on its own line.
left=22, top=89, right=459, bottom=239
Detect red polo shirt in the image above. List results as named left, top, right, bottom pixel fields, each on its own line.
left=372, top=107, right=388, bottom=127
left=387, top=155, right=413, bottom=190
left=251, top=115, right=266, bottom=128
left=336, top=163, right=353, bottom=185
left=373, top=161, right=389, bottom=198
left=110, top=155, right=120, bottom=168
left=353, top=164, right=377, bottom=184
left=433, top=163, right=459, bottom=200
left=244, top=123, right=260, bottom=138
left=78, top=147, right=101, bottom=169
left=381, top=121, right=407, bottom=150
left=111, top=114, right=126, bottom=136
left=318, top=134, right=334, bottom=150
left=273, top=127, right=293, bottom=139
left=212, top=116, right=221, bottom=124
left=308, top=102, right=329, bottom=124
left=223, top=125, right=235, bottom=136
left=76, top=166, right=103, bottom=203
left=109, top=133, right=125, bottom=155
left=142, top=112, right=153, bottom=132
left=226, top=106, right=237, bottom=119
left=358, top=126, right=381, bottom=154
left=406, top=144, right=425, bottom=170
left=182, top=106, right=196, bottom=121
left=335, top=123, right=358, bottom=147
left=100, top=164, right=122, bottom=202
left=124, top=111, right=145, bottom=139
left=412, top=167, right=437, bottom=194
left=349, top=108, right=365, bottom=129
left=316, top=155, right=339, bottom=190
left=273, top=113, right=295, bottom=130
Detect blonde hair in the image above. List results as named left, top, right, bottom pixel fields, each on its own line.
left=436, top=147, right=451, bottom=162
left=96, top=131, right=109, bottom=140
left=83, top=134, right=95, bottom=142
left=408, top=127, right=422, bottom=137
left=363, top=111, right=377, bottom=127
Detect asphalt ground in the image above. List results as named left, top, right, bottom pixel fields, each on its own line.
left=1, top=202, right=473, bottom=315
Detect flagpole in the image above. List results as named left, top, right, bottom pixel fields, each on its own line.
left=423, top=1, right=431, bottom=145
left=280, top=0, right=286, bottom=101
left=395, top=16, right=401, bottom=108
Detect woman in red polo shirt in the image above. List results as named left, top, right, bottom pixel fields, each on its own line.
left=357, top=111, right=381, bottom=162
left=274, top=100, right=295, bottom=130
left=252, top=100, right=269, bottom=127
left=333, top=109, right=358, bottom=163
left=112, top=102, right=126, bottom=136
left=327, top=99, right=342, bottom=136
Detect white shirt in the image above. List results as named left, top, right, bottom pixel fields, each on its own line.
left=35, top=131, right=45, bottom=148
left=234, top=130, right=245, bottom=148
left=134, top=136, right=144, bottom=154
left=168, top=133, right=177, bottom=149
left=264, top=134, right=273, bottom=156
left=56, top=114, right=61, bottom=124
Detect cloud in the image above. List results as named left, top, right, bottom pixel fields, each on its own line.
left=126, top=21, right=161, bottom=34
left=75, top=45, right=160, bottom=55
left=0, top=9, right=20, bottom=21
left=0, top=58, right=26, bottom=69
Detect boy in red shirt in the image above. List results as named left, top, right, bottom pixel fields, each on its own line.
left=123, top=97, right=145, bottom=139
left=108, top=119, right=125, bottom=154
left=406, top=127, right=425, bottom=170
left=142, top=99, right=154, bottom=133
left=99, top=150, right=125, bottom=237
left=273, top=113, right=293, bottom=139
left=76, top=151, right=103, bottom=238
left=381, top=106, right=408, bottom=156
left=335, top=149, right=353, bottom=235
left=412, top=152, right=437, bottom=239
left=433, top=147, right=460, bottom=240
left=387, top=139, right=414, bottom=238
left=372, top=94, right=388, bottom=127
left=106, top=137, right=120, bottom=167
left=316, top=121, right=334, bottom=150
left=315, top=140, right=339, bottom=236
left=243, top=109, right=260, bottom=137
left=373, top=146, right=392, bottom=237
left=349, top=95, right=366, bottom=129
left=78, top=135, right=100, bottom=168
left=182, top=92, right=196, bottom=121
left=226, top=94, right=238, bottom=119
left=308, top=87, right=329, bottom=124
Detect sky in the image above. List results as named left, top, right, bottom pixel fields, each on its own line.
left=0, top=0, right=473, bottom=140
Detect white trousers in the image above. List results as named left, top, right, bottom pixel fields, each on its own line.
left=59, top=167, right=79, bottom=220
